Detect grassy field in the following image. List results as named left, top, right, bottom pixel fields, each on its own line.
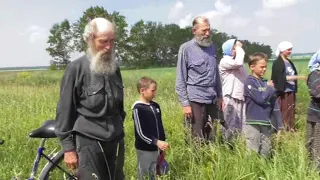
left=0, top=59, right=318, bottom=180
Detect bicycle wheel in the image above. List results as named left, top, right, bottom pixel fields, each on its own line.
left=39, top=150, right=76, bottom=180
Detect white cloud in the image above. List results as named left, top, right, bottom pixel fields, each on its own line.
left=226, top=17, right=251, bottom=28
left=20, top=25, right=48, bottom=44
left=176, top=0, right=232, bottom=28
left=214, top=0, right=232, bottom=15
left=254, top=0, right=300, bottom=20
left=257, top=25, right=272, bottom=36
left=168, top=1, right=184, bottom=19
left=263, top=0, right=299, bottom=9
left=201, top=10, right=220, bottom=20
left=29, top=32, right=48, bottom=44
left=26, top=25, right=44, bottom=33
left=178, top=0, right=232, bottom=28
left=254, top=9, right=274, bottom=18
left=178, top=13, right=192, bottom=28
left=200, top=0, right=231, bottom=19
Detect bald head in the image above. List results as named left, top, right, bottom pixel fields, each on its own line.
left=84, top=18, right=118, bottom=75
left=192, top=16, right=210, bottom=28
left=83, top=17, right=115, bottom=43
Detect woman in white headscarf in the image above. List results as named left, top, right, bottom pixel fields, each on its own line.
left=271, top=41, right=306, bottom=132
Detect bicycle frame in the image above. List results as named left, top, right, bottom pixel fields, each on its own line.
left=28, top=138, right=76, bottom=180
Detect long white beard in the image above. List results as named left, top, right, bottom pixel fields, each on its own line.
left=87, top=48, right=118, bottom=75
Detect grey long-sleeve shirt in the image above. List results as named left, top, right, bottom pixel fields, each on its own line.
left=54, top=55, right=126, bottom=152
left=175, top=39, right=222, bottom=107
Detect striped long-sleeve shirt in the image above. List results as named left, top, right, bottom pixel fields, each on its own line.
left=132, top=101, right=166, bottom=151
left=175, top=39, right=222, bottom=106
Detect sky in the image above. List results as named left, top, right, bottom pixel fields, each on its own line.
left=0, top=0, right=319, bottom=67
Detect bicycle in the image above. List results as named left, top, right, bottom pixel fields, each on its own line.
left=11, top=119, right=77, bottom=180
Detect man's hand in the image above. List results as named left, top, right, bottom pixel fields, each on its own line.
left=156, top=140, right=169, bottom=151
left=183, top=105, right=192, bottom=119
left=217, top=98, right=224, bottom=110
left=64, top=150, right=78, bottom=170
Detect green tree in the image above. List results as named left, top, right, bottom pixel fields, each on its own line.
left=126, top=22, right=194, bottom=68
left=126, top=20, right=148, bottom=68
left=72, top=7, right=129, bottom=65
left=46, top=6, right=273, bottom=68
left=110, top=11, right=129, bottom=65
left=161, top=24, right=193, bottom=66
left=241, top=40, right=273, bottom=62
left=46, top=19, right=73, bottom=68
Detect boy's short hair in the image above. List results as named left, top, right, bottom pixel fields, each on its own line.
left=137, top=76, right=157, bottom=93
left=248, top=52, right=268, bottom=66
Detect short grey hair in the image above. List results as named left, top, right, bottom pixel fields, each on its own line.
left=192, top=16, right=209, bottom=27
left=82, top=17, right=116, bottom=42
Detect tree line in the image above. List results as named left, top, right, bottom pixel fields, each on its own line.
left=46, top=6, right=273, bottom=69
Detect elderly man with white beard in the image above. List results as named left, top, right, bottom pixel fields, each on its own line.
left=54, top=17, right=126, bottom=180
left=175, top=16, right=223, bottom=144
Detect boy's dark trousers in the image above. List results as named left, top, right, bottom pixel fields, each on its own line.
left=75, top=133, right=125, bottom=180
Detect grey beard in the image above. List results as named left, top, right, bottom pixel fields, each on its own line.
left=87, top=48, right=118, bottom=75
left=195, top=35, right=212, bottom=47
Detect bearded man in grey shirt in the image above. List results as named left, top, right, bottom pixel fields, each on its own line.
left=54, top=17, right=126, bottom=180
left=175, top=16, right=223, bottom=144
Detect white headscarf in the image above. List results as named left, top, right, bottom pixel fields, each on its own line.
left=275, top=41, right=293, bottom=57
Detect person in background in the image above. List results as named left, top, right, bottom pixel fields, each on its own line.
left=175, top=16, right=223, bottom=144
left=308, top=50, right=320, bottom=72
left=54, top=17, right=126, bottom=179
left=271, top=41, right=306, bottom=132
left=219, top=39, right=248, bottom=142
left=306, top=52, right=320, bottom=169
left=132, top=76, right=169, bottom=179
left=244, top=52, right=283, bottom=157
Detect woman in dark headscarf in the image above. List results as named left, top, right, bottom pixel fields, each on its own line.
left=271, top=41, right=306, bottom=132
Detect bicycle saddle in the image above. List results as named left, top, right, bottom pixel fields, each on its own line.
left=29, top=119, right=57, bottom=138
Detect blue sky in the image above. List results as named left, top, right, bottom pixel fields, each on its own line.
left=0, top=0, right=319, bottom=67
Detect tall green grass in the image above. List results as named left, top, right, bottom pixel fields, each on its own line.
left=0, top=60, right=318, bottom=179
